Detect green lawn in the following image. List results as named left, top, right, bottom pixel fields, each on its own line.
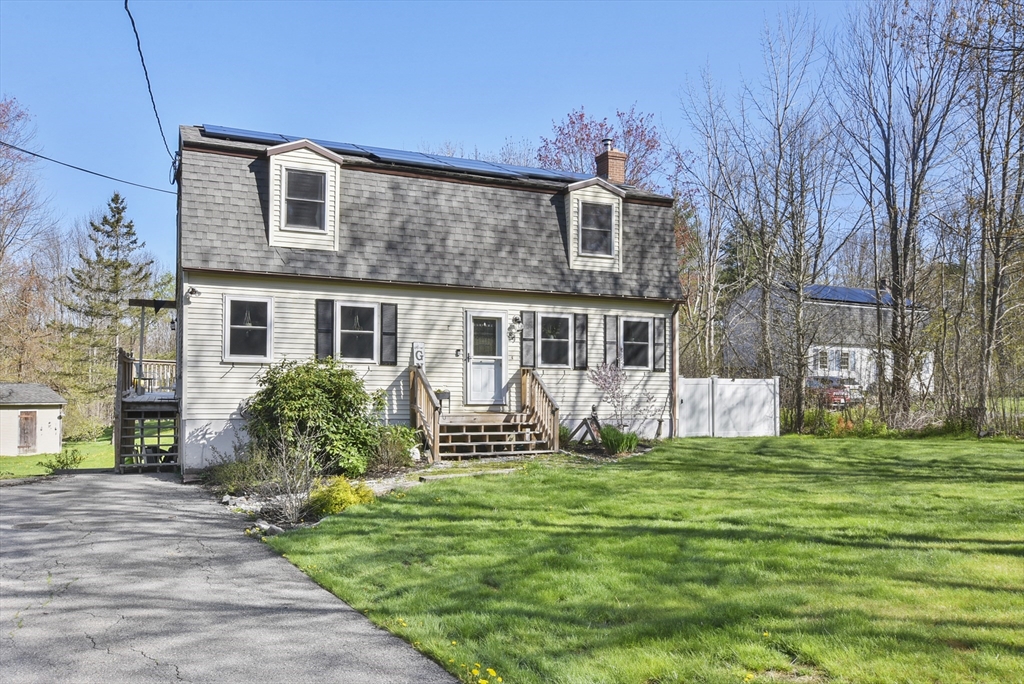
left=0, top=437, right=114, bottom=478
left=269, top=437, right=1024, bottom=684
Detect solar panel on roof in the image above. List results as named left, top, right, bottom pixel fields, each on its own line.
left=201, top=124, right=596, bottom=183
left=358, top=146, right=456, bottom=169
left=307, top=138, right=369, bottom=156
left=428, top=156, right=523, bottom=179
left=495, top=163, right=590, bottom=182
left=202, top=125, right=290, bottom=144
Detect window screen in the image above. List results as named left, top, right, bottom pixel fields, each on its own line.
left=580, top=202, right=613, bottom=255
left=338, top=305, right=375, bottom=361
left=539, top=315, right=571, bottom=366
left=228, top=300, right=269, bottom=358
left=286, top=170, right=325, bottom=229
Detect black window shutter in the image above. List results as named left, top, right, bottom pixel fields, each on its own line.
left=574, top=314, right=588, bottom=370
left=315, top=299, right=334, bottom=360
left=604, top=315, right=618, bottom=366
left=521, top=311, right=535, bottom=368
left=653, top=317, right=667, bottom=372
left=380, top=303, right=398, bottom=366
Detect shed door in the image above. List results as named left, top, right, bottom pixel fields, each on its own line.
left=19, top=411, right=37, bottom=454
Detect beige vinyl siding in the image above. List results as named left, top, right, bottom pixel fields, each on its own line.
left=268, top=148, right=339, bottom=251
left=180, top=271, right=673, bottom=466
left=0, top=405, right=63, bottom=456
left=565, top=185, right=623, bottom=273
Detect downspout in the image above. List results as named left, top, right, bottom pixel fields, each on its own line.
left=670, top=301, right=681, bottom=438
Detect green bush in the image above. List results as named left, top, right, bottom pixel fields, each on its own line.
left=243, top=357, right=384, bottom=477
left=600, top=426, right=639, bottom=455
left=37, top=448, right=85, bottom=474
left=367, top=424, right=420, bottom=475
left=307, top=476, right=375, bottom=518
left=558, top=424, right=572, bottom=447
left=202, top=452, right=269, bottom=496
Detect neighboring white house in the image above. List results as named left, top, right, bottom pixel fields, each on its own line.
left=0, top=384, right=66, bottom=456
left=724, top=284, right=933, bottom=392
left=176, top=126, right=681, bottom=471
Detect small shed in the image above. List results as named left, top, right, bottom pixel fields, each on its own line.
left=0, top=384, right=67, bottom=456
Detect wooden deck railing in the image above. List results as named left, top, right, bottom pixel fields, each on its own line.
left=116, top=349, right=177, bottom=397
left=521, top=368, right=560, bottom=452
left=409, top=365, right=441, bottom=463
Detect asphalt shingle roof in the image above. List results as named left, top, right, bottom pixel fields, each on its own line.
left=178, top=125, right=681, bottom=301
left=0, top=383, right=67, bottom=406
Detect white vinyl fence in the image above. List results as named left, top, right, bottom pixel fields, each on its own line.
left=678, top=376, right=780, bottom=437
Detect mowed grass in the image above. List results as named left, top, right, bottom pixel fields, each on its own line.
left=269, top=437, right=1024, bottom=684
left=0, top=438, right=113, bottom=478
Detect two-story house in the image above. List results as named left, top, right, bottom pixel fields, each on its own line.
left=723, top=283, right=933, bottom=393
left=175, top=125, right=680, bottom=472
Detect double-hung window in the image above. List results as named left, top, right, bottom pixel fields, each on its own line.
left=337, top=303, right=378, bottom=363
left=817, top=350, right=828, bottom=370
left=223, top=296, right=273, bottom=362
left=285, top=169, right=326, bottom=230
left=580, top=202, right=614, bottom=256
left=538, top=314, right=572, bottom=367
left=620, top=317, right=651, bottom=369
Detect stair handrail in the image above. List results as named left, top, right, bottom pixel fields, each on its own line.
left=521, top=368, right=560, bottom=452
left=409, top=365, right=441, bottom=463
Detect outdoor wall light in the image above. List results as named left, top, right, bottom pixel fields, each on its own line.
left=186, top=286, right=201, bottom=297
left=507, top=315, right=523, bottom=341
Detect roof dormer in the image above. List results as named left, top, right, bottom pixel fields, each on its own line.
left=267, top=139, right=344, bottom=251
left=564, top=176, right=625, bottom=274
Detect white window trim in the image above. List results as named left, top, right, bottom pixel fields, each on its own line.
left=619, top=316, right=653, bottom=370
left=222, top=295, right=273, bottom=364
left=577, top=198, right=618, bottom=259
left=283, top=167, right=328, bottom=234
left=335, top=301, right=380, bottom=364
left=537, top=313, right=573, bottom=369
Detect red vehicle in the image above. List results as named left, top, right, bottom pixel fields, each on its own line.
left=805, top=376, right=851, bottom=409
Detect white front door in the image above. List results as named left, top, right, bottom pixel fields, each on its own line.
left=465, top=311, right=506, bottom=405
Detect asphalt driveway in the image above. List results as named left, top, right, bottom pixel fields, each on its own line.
left=0, top=473, right=455, bottom=683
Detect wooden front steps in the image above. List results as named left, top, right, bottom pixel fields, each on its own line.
left=438, top=413, right=552, bottom=460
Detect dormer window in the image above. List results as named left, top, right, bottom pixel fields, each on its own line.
left=286, top=170, right=326, bottom=230
left=564, top=177, right=624, bottom=274
left=580, top=202, right=613, bottom=255
left=267, top=139, right=343, bottom=251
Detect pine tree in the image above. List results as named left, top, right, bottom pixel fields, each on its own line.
left=63, top=192, right=153, bottom=400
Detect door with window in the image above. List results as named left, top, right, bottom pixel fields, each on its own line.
left=465, top=311, right=506, bottom=405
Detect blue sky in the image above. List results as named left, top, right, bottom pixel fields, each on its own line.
left=0, top=0, right=849, bottom=270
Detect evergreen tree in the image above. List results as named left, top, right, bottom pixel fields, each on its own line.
left=63, top=192, right=153, bottom=400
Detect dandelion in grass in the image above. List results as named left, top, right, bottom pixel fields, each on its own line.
left=487, top=668, right=497, bottom=677
left=762, top=631, right=770, bottom=638
left=451, top=640, right=457, bottom=645
left=472, top=668, right=480, bottom=675
left=479, top=680, right=488, bottom=684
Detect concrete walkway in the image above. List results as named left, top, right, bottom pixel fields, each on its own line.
left=0, top=473, right=455, bottom=683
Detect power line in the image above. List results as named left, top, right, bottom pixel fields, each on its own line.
left=124, top=0, right=175, bottom=161
left=0, top=140, right=176, bottom=195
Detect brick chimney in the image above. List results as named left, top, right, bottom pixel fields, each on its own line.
left=596, top=138, right=627, bottom=185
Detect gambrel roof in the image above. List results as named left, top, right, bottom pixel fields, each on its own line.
left=178, top=125, right=680, bottom=301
